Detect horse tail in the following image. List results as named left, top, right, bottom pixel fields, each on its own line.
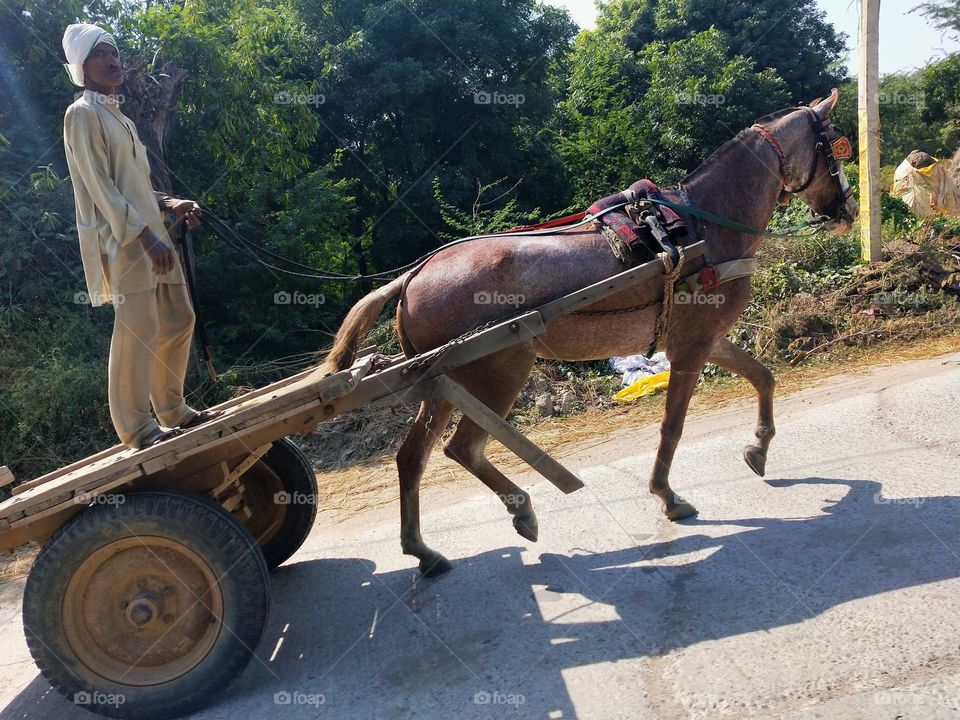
left=322, top=272, right=410, bottom=374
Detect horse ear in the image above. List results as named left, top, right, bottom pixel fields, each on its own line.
left=811, top=88, right=840, bottom=118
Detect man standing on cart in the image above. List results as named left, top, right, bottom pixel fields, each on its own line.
left=61, top=23, right=220, bottom=449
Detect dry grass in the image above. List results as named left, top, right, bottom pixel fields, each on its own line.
left=0, top=543, right=38, bottom=582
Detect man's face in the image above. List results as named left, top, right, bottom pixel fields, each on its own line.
left=83, top=42, right=123, bottom=89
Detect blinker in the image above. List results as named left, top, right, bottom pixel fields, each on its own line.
left=831, top=135, right=853, bottom=161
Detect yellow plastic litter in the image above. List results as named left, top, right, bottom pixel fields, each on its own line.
left=615, top=370, right=671, bottom=402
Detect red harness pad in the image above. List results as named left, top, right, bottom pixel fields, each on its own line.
left=585, top=180, right=687, bottom=256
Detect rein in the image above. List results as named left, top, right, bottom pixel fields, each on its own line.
left=647, top=197, right=830, bottom=238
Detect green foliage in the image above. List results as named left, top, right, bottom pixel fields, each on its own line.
left=433, top=177, right=542, bottom=238
left=925, top=212, right=960, bottom=236
left=921, top=53, right=960, bottom=153
left=636, top=29, right=790, bottom=181
left=132, top=0, right=323, bottom=195
left=826, top=73, right=945, bottom=167
left=913, top=0, right=960, bottom=38
left=751, top=259, right=857, bottom=304
left=559, top=27, right=790, bottom=202
left=595, top=0, right=847, bottom=102
left=311, top=0, right=578, bottom=268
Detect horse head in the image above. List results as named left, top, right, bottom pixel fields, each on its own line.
left=753, top=88, right=859, bottom=235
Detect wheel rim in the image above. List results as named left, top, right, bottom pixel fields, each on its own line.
left=239, top=461, right=288, bottom=546
left=62, top=536, right=224, bottom=686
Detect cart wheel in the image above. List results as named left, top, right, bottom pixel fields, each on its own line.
left=239, top=437, right=318, bottom=569
left=23, top=491, right=269, bottom=720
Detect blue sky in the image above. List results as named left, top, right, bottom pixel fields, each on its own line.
left=546, top=0, right=960, bottom=76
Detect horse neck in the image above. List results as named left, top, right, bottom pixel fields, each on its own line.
left=682, top=133, right=783, bottom=261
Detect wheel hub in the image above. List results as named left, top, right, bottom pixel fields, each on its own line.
left=62, top=537, right=224, bottom=686
left=125, top=593, right=162, bottom=627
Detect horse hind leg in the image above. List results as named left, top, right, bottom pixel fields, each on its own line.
left=396, top=397, right=457, bottom=576
left=706, top=337, right=776, bottom=476
left=442, top=346, right=539, bottom=543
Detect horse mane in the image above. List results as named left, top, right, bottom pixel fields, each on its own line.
left=682, top=106, right=800, bottom=184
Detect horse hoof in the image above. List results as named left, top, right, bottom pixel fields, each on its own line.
left=513, top=512, right=539, bottom=542
left=743, top=446, right=767, bottom=477
left=419, top=553, right=453, bottom=577
left=666, top=500, right=698, bottom=521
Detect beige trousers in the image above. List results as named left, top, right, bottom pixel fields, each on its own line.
left=108, top=282, right=197, bottom=448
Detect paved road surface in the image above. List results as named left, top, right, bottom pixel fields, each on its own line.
left=1, top=353, right=959, bottom=719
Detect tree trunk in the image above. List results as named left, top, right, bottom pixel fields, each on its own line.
left=119, top=56, right=188, bottom=195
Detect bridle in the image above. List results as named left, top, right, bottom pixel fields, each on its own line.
left=751, top=106, right=855, bottom=225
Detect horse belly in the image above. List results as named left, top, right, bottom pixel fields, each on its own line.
left=533, top=307, right=660, bottom=360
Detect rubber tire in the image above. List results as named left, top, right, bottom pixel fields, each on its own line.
left=252, top=437, right=318, bottom=569
left=22, top=491, right=270, bottom=720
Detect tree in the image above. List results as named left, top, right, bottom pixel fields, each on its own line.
left=921, top=53, right=960, bottom=154
left=558, top=28, right=789, bottom=203
left=832, top=72, right=946, bottom=167
left=307, top=0, right=578, bottom=268
left=913, top=0, right=960, bottom=38
left=595, top=0, right=847, bottom=102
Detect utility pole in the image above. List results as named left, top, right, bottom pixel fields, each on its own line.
left=858, top=0, right=882, bottom=262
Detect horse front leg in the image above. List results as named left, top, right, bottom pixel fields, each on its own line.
left=649, top=359, right=706, bottom=521
left=706, top=337, right=776, bottom=476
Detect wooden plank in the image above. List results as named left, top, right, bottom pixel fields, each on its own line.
left=1, top=451, right=144, bottom=516
left=183, top=359, right=327, bottom=419
left=433, top=376, right=584, bottom=494
left=12, top=445, right=133, bottom=495
left=0, top=466, right=14, bottom=488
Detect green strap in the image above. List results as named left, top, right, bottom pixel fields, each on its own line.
left=649, top=197, right=827, bottom=238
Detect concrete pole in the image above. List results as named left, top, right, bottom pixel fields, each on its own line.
left=858, top=0, right=882, bottom=262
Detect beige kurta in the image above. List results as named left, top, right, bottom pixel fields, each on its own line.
left=63, top=89, right=185, bottom=306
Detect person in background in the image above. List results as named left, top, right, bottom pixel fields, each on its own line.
left=61, top=23, right=221, bottom=449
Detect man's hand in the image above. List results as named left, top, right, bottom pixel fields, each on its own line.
left=137, top=226, right=175, bottom=276
left=170, top=199, right=202, bottom=230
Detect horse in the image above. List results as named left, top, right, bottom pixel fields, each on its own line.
left=322, top=88, right=859, bottom=576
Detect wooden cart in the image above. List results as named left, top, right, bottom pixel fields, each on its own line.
left=0, top=242, right=705, bottom=720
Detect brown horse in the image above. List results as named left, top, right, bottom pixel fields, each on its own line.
left=323, top=89, right=858, bottom=576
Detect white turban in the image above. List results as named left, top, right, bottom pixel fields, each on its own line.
left=62, top=23, right=118, bottom=87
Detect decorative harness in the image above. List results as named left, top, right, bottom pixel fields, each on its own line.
left=751, top=106, right=854, bottom=223
left=667, top=108, right=855, bottom=297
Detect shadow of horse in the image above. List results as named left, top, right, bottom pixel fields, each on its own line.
left=3, top=477, right=957, bottom=719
